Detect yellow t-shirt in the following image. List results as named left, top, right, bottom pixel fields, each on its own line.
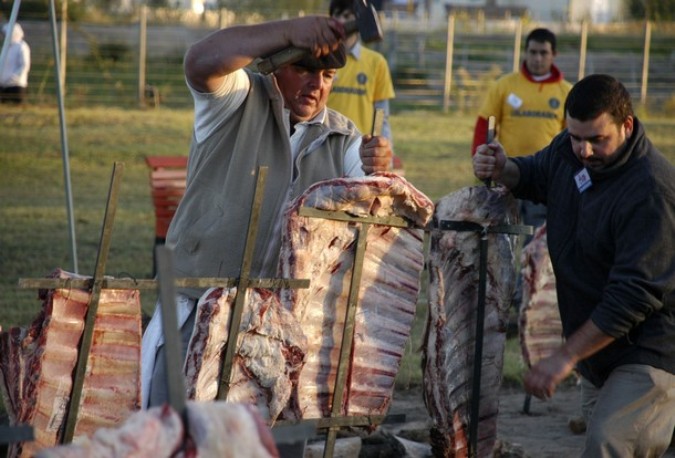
left=478, top=71, right=572, bottom=157
left=328, top=44, right=395, bottom=135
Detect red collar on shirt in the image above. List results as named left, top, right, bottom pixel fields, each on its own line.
left=521, top=61, right=564, bottom=83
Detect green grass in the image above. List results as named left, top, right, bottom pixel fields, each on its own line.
left=1, top=106, right=674, bottom=399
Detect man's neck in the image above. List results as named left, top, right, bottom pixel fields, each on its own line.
left=531, top=72, right=552, bottom=82
left=345, top=33, right=359, bottom=51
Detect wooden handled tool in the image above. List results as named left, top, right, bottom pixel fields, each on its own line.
left=257, top=0, right=382, bottom=74
left=371, top=107, right=385, bottom=137
left=483, top=115, right=496, bottom=187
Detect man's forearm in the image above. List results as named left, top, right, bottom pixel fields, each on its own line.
left=184, top=22, right=290, bottom=92
left=560, top=320, right=615, bottom=367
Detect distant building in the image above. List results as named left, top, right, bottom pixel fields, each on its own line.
left=420, top=0, right=625, bottom=23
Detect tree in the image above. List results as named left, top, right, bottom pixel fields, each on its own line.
left=626, top=0, right=675, bottom=20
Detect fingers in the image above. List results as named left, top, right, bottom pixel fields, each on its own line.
left=524, top=371, right=553, bottom=400
left=292, top=16, right=344, bottom=57
left=360, top=135, right=392, bottom=175
left=524, top=355, right=567, bottom=401
left=472, top=143, right=499, bottom=180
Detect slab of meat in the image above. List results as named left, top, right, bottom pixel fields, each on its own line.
left=278, top=173, right=434, bottom=419
left=424, top=186, right=519, bottom=458
left=183, top=401, right=279, bottom=457
left=0, top=269, right=141, bottom=458
left=184, top=287, right=307, bottom=422
left=35, top=401, right=279, bottom=458
left=518, top=223, right=564, bottom=368
left=34, top=403, right=183, bottom=458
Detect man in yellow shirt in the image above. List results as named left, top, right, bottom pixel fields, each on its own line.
left=473, top=28, right=572, bottom=339
left=473, top=28, right=572, bottom=232
left=328, top=0, right=398, bottom=162
left=472, top=28, right=572, bottom=160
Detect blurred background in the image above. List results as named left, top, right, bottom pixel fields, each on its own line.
left=2, top=0, right=675, bottom=115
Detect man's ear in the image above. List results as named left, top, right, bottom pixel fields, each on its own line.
left=624, top=116, right=634, bottom=138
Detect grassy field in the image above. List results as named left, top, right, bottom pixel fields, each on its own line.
left=0, top=106, right=481, bottom=325
left=1, top=106, right=674, bottom=394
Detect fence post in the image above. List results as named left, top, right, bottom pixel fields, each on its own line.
left=138, top=5, right=148, bottom=108
left=443, top=14, right=455, bottom=113
left=640, top=20, right=651, bottom=107
left=578, top=19, right=588, bottom=81
left=60, top=0, right=67, bottom=96
left=512, top=18, right=522, bottom=73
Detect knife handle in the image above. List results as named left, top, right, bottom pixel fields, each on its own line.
left=371, top=108, right=385, bottom=137
left=483, top=115, right=496, bottom=187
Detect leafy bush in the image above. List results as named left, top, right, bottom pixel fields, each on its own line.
left=92, top=42, right=131, bottom=62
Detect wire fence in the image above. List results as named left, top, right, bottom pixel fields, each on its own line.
left=12, top=7, right=675, bottom=115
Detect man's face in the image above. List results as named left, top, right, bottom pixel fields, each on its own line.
left=275, top=65, right=337, bottom=124
left=333, top=8, right=355, bottom=23
left=567, top=112, right=633, bottom=170
left=332, top=9, right=358, bottom=46
left=525, top=40, right=555, bottom=76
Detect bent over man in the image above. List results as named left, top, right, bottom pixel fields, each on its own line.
left=473, top=74, right=675, bottom=457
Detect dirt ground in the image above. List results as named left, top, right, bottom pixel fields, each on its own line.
left=362, top=382, right=675, bottom=458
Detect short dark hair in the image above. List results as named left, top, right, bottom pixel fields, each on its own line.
left=565, top=74, right=634, bottom=125
left=293, top=43, right=347, bottom=70
left=330, top=0, right=354, bottom=16
left=525, top=28, right=557, bottom=53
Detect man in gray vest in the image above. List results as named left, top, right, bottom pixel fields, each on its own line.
left=140, top=15, right=393, bottom=453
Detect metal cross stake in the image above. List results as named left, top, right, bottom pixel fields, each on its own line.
left=155, top=246, right=188, bottom=424
left=295, top=207, right=417, bottom=458
left=433, top=219, right=532, bottom=458
left=15, top=164, right=311, bottom=450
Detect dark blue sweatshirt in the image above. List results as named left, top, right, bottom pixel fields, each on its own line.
left=512, top=118, right=675, bottom=387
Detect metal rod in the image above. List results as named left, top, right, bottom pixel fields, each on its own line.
left=0, top=0, right=22, bottom=73
left=49, top=0, right=78, bottom=273
left=522, top=393, right=532, bottom=414
left=156, top=246, right=187, bottom=421
left=0, top=425, right=33, bottom=444
left=18, top=277, right=309, bottom=290
left=324, top=222, right=370, bottom=458
left=62, top=163, right=123, bottom=443
left=298, top=207, right=412, bottom=228
left=469, top=229, right=489, bottom=458
left=273, top=414, right=388, bottom=430
left=217, top=167, right=268, bottom=400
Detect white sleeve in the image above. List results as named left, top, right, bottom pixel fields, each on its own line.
left=344, top=137, right=365, bottom=177
left=189, top=70, right=250, bottom=143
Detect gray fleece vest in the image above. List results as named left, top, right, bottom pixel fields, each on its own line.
left=165, top=70, right=360, bottom=297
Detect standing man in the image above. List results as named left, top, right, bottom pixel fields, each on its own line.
left=0, top=22, right=30, bottom=104
left=327, top=0, right=396, bottom=150
left=141, top=15, right=392, bottom=411
left=472, top=27, right=572, bottom=230
left=473, top=74, right=675, bottom=457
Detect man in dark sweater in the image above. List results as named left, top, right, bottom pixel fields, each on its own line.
left=473, top=74, right=675, bottom=457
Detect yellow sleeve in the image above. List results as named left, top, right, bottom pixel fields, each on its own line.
left=478, top=79, right=504, bottom=124
left=373, top=54, right=395, bottom=102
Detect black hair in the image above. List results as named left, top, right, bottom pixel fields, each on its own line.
left=525, top=28, right=557, bottom=53
left=565, top=74, right=634, bottom=125
left=330, top=0, right=354, bottom=16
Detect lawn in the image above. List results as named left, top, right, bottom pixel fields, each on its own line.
left=0, top=106, right=481, bottom=325
left=1, top=106, right=674, bottom=394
